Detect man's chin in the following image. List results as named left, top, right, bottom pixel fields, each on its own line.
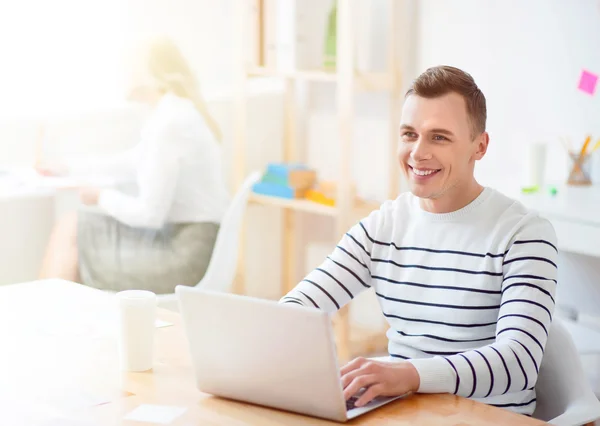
left=409, top=183, right=436, bottom=199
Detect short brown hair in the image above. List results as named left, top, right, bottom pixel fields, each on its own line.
left=406, top=66, right=487, bottom=138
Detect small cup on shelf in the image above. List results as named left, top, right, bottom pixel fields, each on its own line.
left=567, top=151, right=592, bottom=186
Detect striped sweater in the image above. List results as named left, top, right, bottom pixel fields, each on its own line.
left=281, top=187, right=557, bottom=416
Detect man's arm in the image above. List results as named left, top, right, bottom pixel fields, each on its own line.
left=280, top=210, right=380, bottom=313
left=407, top=216, right=557, bottom=399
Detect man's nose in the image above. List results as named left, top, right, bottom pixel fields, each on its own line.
left=410, top=138, right=433, bottom=162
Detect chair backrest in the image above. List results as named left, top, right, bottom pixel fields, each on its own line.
left=533, top=317, right=600, bottom=425
left=196, top=171, right=261, bottom=293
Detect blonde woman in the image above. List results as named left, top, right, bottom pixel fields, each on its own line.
left=38, top=37, right=230, bottom=294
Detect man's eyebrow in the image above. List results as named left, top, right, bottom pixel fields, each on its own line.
left=399, top=125, right=456, bottom=137
left=429, top=128, right=455, bottom=137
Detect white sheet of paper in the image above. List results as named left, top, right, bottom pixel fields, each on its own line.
left=59, top=390, right=112, bottom=410
left=155, top=319, right=174, bottom=328
left=124, top=404, right=187, bottom=424
left=0, top=395, right=102, bottom=426
left=37, top=416, right=102, bottom=426
left=34, top=388, right=115, bottom=412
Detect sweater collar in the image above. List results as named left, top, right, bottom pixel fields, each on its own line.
left=412, top=187, right=493, bottom=222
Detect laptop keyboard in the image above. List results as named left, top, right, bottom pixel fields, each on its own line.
left=346, top=395, right=359, bottom=411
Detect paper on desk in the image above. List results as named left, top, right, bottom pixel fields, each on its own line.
left=155, top=319, right=174, bottom=328
left=57, top=390, right=112, bottom=410
left=0, top=168, right=118, bottom=190
left=0, top=394, right=102, bottom=426
left=124, top=404, right=187, bottom=424
left=37, top=388, right=134, bottom=412
left=36, top=416, right=102, bottom=426
left=34, top=175, right=118, bottom=189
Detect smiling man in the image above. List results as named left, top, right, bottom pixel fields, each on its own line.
left=281, top=66, right=557, bottom=417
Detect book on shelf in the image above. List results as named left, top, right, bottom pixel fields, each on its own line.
left=266, top=162, right=308, bottom=176
left=305, top=189, right=335, bottom=207
left=261, top=171, right=315, bottom=189
left=266, top=163, right=316, bottom=186
left=252, top=182, right=307, bottom=199
left=253, top=163, right=317, bottom=200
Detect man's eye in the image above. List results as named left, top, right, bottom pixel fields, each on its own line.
left=433, top=135, right=447, bottom=141
left=402, top=132, right=417, bottom=138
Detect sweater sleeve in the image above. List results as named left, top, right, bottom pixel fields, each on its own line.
left=280, top=209, right=381, bottom=313
left=98, top=126, right=180, bottom=229
left=408, top=215, right=557, bottom=398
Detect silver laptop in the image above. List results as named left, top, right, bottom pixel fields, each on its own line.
left=176, top=286, right=405, bottom=422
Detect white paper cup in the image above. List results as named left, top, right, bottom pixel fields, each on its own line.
left=117, top=290, right=157, bottom=372
left=525, top=142, right=547, bottom=187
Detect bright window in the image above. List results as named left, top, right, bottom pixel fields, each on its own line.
left=0, top=0, right=125, bottom=119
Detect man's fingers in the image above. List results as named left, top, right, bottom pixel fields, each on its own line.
left=340, top=357, right=367, bottom=376
left=341, top=360, right=380, bottom=388
left=341, top=367, right=363, bottom=389
left=343, top=374, right=378, bottom=401
left=355, top=384, right=384, bottom=407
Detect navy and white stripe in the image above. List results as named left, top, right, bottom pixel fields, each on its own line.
left=281, top=188, right=557, bottom=416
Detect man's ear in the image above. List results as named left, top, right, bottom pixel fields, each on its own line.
left=473, top=132, right=489, bottom=161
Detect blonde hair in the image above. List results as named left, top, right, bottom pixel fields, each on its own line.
left=137, top=36, right=222, bottom=142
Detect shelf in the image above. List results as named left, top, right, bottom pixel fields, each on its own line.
left=249, top=193, right=338, bottom=216
left=249, top=193, right=380, bottom=218
left=246, top=67, right=396, bottom=91
left=247, top=67, right=338, bottom=82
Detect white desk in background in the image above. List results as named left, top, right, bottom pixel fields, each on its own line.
left=0, top=169, right=116, bottom=285
left=509, top=185, right=600, bottom=258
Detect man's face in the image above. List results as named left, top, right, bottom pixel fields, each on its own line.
left=398, top=92, right=487, bottom=200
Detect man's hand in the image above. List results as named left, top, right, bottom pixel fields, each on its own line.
left=341, top=357, right=420, bottom=407
left=79, top=187, right=102, bottom=206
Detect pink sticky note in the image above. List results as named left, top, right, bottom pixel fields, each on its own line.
left=578, top=69, right=598, bottom=95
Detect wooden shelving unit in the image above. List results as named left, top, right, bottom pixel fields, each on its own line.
left=247, top=66, right=338, bottom=82
left=249, top=193, right=338, bottom=216
left=249, top=193, right=381, bottom=218
left=247, top=66, right=395, bottom=91
left=233, top=0, right=402, bottom=362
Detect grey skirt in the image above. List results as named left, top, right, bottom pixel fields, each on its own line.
left=77, top=209, right=219, bottom=294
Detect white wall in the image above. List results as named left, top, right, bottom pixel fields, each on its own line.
left=124, top=0, right=235, bottom=95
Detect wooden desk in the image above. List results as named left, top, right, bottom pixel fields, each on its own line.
left=0, top=280, right=546, bottom=425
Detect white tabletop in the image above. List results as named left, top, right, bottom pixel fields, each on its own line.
left=494, top=183, right=600, bottom=227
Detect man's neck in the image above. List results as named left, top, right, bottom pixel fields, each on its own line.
left=419, top=180, right=484, bottom=214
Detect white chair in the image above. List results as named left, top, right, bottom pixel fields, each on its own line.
left=157, top=171, right=262, bottom=311
left=533, top=317, right=600, bottom=425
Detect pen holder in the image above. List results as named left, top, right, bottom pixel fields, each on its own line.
left=567, top=152, right=592, bottom=186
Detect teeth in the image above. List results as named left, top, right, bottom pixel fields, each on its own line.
left=413, top=168, right=437, bottom=176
